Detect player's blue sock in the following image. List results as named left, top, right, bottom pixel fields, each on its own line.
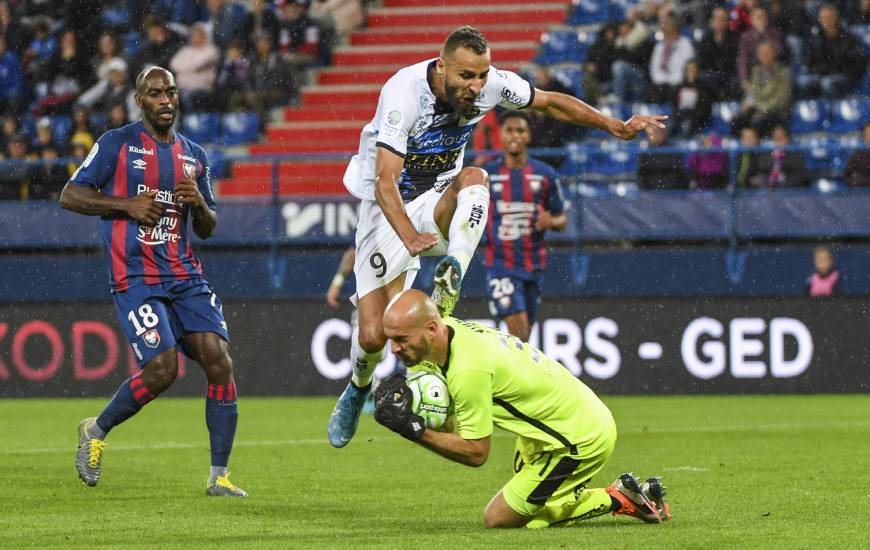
left=95, top=373, right=156, bottom=435
left=206, top=381, right=238, bottom=468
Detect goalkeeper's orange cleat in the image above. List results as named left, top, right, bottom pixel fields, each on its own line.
left=605, top=473, right=671, bottom=524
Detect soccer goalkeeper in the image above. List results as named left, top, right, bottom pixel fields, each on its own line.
left=374, top=289, right=671, bottom=528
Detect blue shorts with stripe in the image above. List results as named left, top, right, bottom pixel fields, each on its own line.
left=486, top=268, right=543, bottom=325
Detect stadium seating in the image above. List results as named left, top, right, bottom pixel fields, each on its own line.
left=708, top=102, right=740, bottom=135
left=790, top=99, right=828, bottom=135
left=548, top=65, right=585, bottom=98
left=828, top=98, right=870, bottom=134
left=535, top=29, right=596, bottom=64
left=567, top=0, right=619, bottom=25
left=219, top=112, right=260, bottom=146
left=182, top=112, right=221, bottom=145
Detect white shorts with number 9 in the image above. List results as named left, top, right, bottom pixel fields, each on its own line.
left=353, top=187, right=448, bottom=302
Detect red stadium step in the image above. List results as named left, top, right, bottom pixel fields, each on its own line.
left=249, top=141, right=359, bottom=155
left=349, top=25, right=544, bottom=46
left=217, top=178, right=349, bottom=197
left=332, top=42, right=538, bottom=66
left=300, top=85, right=381, bottom=107
left=283, top=106, right=373, bottom=122
left=365, top=5, right=567, bottom=27
left=318, top=69, right=396, bottom=85
left=266, top=125, right=363, bottom=143
left=231, top=161, right=347, bottom=180
left=385, top=0, right=562, bottom=6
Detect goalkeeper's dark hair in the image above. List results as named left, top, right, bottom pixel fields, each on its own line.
left=442, top=26, right=488, bottom=56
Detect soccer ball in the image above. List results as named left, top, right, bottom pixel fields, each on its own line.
left=406, top=370, right=452, bottom=431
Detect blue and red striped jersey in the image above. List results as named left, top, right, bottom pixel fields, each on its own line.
left=69, top=121, right=215, bottom=293
left=483, top=156, right=564, bottom=274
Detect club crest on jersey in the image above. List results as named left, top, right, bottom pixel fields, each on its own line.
left=183, top=163, right=196, bottom=179
left=143, top=329, right=160, bottom=348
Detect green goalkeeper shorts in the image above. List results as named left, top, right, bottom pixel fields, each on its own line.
left=502, top=421, right=617, bottom=517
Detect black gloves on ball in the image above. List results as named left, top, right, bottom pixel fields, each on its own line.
left=374, top=374, right=426, bottom=441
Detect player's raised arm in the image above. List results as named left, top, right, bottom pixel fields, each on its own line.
left=374, top=146, right=439, bottom=256
left=60, top=183, right=164, bottom=226
left=528, top=89, right=667, bottom=141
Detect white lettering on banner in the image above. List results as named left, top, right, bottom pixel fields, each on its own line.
left=309, top=319, right=395, bottom=380
left=681, top=318, right=726, bottom=379
left=681, top=317, right=813, bottom=379
left=583, top=317, right=620, bottom=379
left=542, top=319, right=582, bottom=376
left=769, top=318, right=813, bottom=378
left=282, top=202, right=359, bottom=238
left=730, top=318, right=766, bottom=378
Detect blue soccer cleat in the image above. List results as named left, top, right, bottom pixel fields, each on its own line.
left=327, top=382, right=371, bottom=448
left=431, top=256, right=462, bottom=317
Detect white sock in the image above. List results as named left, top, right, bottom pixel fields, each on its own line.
left=209, top=466, right=227, bottom=484
left=447, top=184, right=490, bottom=278
left=350, top=325, right=384, bottom=388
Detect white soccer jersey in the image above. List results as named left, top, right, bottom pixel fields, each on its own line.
left=343, top=59, right=535, bottom=202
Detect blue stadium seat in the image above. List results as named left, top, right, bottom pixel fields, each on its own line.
left=630, top=103, right=673, bottom=118
left=852, top=25, right=870, bottom=53
left=588, top=147, right=637, bottom=177
left=182, top=112, right=221, bottom=145
left=50, top=116, right=72, bottom=145
left=560, top=143, right=590, bottom=176
left=549, top=65, right=584, bottom=98
left=122, top=32, right=142, bottom=58
left=536, top=30, right=593, bottom=64
left=790, top=100, right=828, bottom=135
left=708, top=101, right=740, bottom=134
left=828, top=98, right=870, bottom=134
left=219, top=112, right=260, bottom=146
left=568, top=0, right=616, bottom=24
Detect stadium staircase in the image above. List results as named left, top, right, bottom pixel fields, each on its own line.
left=217, top=0, right=569, bottom=197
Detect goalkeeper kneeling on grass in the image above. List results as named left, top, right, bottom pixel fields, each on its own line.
left=375, top=289, right=672, bottom=529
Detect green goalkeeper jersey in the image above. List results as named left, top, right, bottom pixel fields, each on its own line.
left=436, top=317, right=615, bottom=457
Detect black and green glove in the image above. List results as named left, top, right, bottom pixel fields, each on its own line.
left=374, top=374, right=426, bottom=441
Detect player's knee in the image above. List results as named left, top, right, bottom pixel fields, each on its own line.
left=357, top=325, right=387, bottom=354
left=142, top=357, right=179, bottom=394
left=456, top=167, right=489, bottom=188
left=203, top=352, right=234, bottom=384
left=482, top=509, right=519, bottom=529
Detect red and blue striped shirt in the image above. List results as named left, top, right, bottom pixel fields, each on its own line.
left=69, top=121, right=215, bottom=293
left=483, top=156, right=564, bottom=274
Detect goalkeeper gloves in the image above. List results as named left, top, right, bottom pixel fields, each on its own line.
left=374, top=374, right=425, bottom=441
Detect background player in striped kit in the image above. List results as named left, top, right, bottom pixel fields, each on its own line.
left=482, top=111, right=566, bottom=342
left=60, top=67, right=246, bottom=497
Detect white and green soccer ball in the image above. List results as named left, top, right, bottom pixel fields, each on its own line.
left=406, top=370, right=452, bottom=431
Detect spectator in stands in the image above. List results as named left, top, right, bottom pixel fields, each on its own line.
left=799, top=4, right=867, bottom=98
left=246, top=32, right=296, bottom=122
left=90, top=32, right=124, bottom=83
left=21, top=18, right=57, bottom=76
left=731, top=41, right=791, bottom=138
left=67, top=137, right=88, bottom=177
left=609, top=7, right=653, bottom=103
left=31, top=117, right=55, bottom=155
left=637, top=126, right=688, bottom=190
left=0, top=34, right=24, bottom=115
left=245, top=0, right=280, bottom=48
left=34, top=29, right=91, bottom=115
left=107, top=103, right=129, bottom=129
left=310, top=0, right=363, bottom=38
left=77, top=57, right=135, bottom=117
left=696, top=7, right=739, bottom=101
left=0, top=114, right=19, bottom=152
left=583, top=21, right=618, bottom=105
left=859, top=0, right=870, bottom=24
left=132, top=16, right=184, bottom=75
left=737, top=7, right=783, bottom=85
left=671, top=0, right=716, bottom=29
left=757, top=125, right=807, bottom=187
left=70, top=105, right=95, bottom=151
left=28, top=145, right=67, bottom=200
left=687, top=134, right=729, bottom=189
left=276, top=0, right=325, bottom=68
left=767, top=0, right=813, bottom=66
left=672, top=59, right=713, bottom=138
left=0, top=134, right=33, bottom=200
left=807, top=245, right=840, bottom=297
left=207, top=0, right=248, bottom=52
left=0, top=0, right=27, bottom=54
left=735, top=126, right=765, bottom=187
left=729, top=0, right=755, bottom=34
left=170, top=22, right=220, bottom=112
left=647, top=15, right=695, bottom=103
left=217, top=40, right=251, bottom=111
left=844, top=122, right=870, bottom=187
left=529, top=66, right=577, bottom=151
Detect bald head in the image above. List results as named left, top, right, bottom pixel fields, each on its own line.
left=384, top=289, right=439, bottom=329
left=136, top=66, right=173, bottom=94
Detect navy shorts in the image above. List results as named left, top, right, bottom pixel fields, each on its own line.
left=486, top=269, right=542, bottom=325
left=113, top=278, right=229, bottom=368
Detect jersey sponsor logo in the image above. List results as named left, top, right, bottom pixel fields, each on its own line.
left=408, top=126, right=473, bottom=151
left=176, top=153, right=196, bottom=162
left=143, top=328, right=160, bottom=348
left=128, top=145, right=154, bottom=156
left=135, top=185, right=182, bottom=246
left=404, top=148, right=462, bottom=174
left=500, top=87, right=528, bottom=107
left=132, top=158, right=147, bottom=170
left=496, top=201, right=536, bottom=241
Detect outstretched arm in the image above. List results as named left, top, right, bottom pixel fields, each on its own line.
left=529, top=89, right=667, bottom=140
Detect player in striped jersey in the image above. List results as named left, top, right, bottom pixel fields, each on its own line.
left=60, top=67, right=246, bottom=497
left=482, top=111, right=566, bottom=342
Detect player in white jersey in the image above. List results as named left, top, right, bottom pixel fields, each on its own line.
left=328, top=26, right=666, bottom=448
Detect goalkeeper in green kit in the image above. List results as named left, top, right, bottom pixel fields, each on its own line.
left=374, top=289, right=672, bottom=528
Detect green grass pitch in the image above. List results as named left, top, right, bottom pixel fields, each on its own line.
left=1, top=395, right=867, bottom=548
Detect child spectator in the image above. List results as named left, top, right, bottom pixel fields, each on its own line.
left=807, top=246, right=840, bottom=297
left=687, top=134, right=729, bottom=189
left=28, top=145, right=67, bottom=200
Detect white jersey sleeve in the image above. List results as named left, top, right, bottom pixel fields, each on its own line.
left=372, top=73, right=419, bottom=157
left=488, top=68, right=535, bottom=111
